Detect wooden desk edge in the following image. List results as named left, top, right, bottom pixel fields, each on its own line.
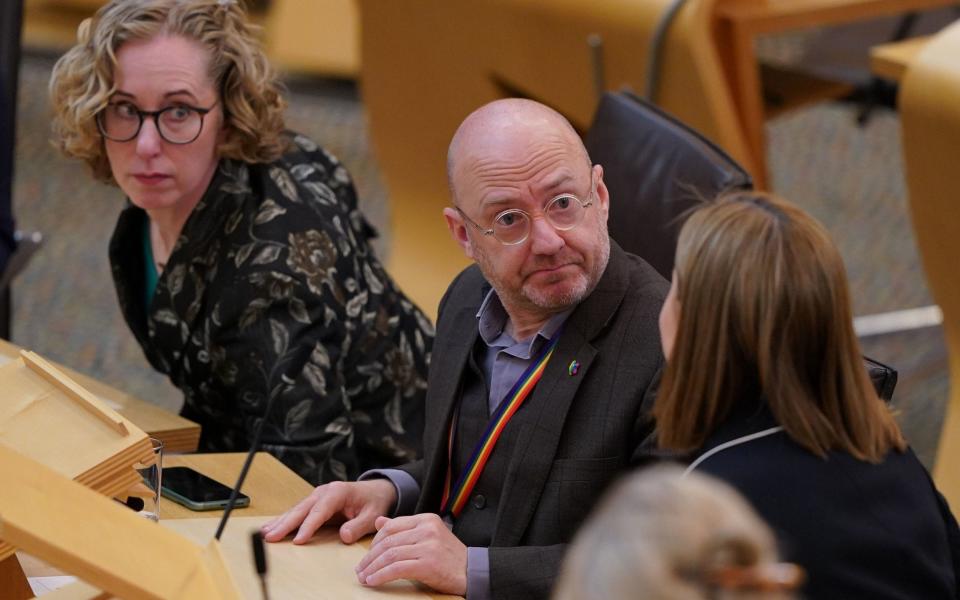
left=0, top=339, right=201, bottom=452
left=870, top=36, right=931, bottom=82
left=716, top=0, right=959, bottom=34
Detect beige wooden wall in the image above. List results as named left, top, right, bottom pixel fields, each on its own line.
left=23, top=0, right=360, bottom=78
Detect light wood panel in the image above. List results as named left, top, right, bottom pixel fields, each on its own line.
left=0, top=352, right=156, bottom=563
left=0, top=443, right=241, bottom=599
left=715, top=0, right=958, bottom=32
left=17, top=451, right=314, bottom=592
left=0, top=339, right=200, bottom=453
left=712, top=0, right=958, bottom=189
left=14, top=452, right=460, bottom=598
left=162, top=517, right=462, bottom=600
left=899, top=20, right=960, bottom=509
left=263, top=0, right=359, bottom=77
left=870, top=35, right=931, bottom=81
left=34, top=518, right=463, bottom=599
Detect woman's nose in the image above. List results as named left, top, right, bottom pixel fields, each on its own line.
left=134, top=117, right=163, bottom=158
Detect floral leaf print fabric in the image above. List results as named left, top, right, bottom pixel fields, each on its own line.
left=109, top=133, right=433, bottom=485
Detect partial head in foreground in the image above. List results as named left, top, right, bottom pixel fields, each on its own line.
left=655, top=192, right=905, bottom=461
left=49, top=0, right=286, bottom=204
left=555, top=465, right=801, bottom=600
left=444, top=98, right=611, bottom=325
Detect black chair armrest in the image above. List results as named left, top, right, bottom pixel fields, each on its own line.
left=864, top=355, right=898, bottom=403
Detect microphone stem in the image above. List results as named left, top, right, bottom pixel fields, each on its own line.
left=214, top=389, right=280, bottom=540
left=259, top=576, right=270, bottom=600
left=214, top=441, right=259, bottom=540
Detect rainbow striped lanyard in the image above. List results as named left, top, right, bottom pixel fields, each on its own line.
left=440, top=329, right=562, bottom=518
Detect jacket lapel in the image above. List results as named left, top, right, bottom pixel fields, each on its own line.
left=142, top=161, right=244, bottom=379
left=492, top=244, right=631, bottom=546
left=417, top=300, right=482, bottom=511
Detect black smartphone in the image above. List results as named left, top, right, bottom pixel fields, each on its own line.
left=161, top=466, right=250, bottom=511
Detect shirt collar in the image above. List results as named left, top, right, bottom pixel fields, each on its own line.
left=476, top=288, right=572, bottom=355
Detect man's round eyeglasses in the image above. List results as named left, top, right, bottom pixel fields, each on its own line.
left=456, top=183, right=595, bottom=246
left=96, top=101, right=217, bottom=145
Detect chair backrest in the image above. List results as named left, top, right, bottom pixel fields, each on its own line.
left=586, top=91, right=898, bottom=403
left=863, top=355, right=899, bottom=404
left=585, top=91, right=752, bottom=280
left=0, top=230, right=43, bottom=340
left=0, top=230, right=42, bottom=292
left=899, top=20, right=960, bottom=507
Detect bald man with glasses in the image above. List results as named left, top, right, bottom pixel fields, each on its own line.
left=264, top=99, right=668, bottom=600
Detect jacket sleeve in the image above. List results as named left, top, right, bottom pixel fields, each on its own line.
left=204, top=268, right=359, bottom=485
left=488, top=544, right=566, bottom=600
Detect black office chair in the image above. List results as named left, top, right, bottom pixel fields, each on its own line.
left=585, top=91, right=898, bottom=401
left=0, top=230, right=43, bottom=340
left=585, top=91, right=752, bottom=280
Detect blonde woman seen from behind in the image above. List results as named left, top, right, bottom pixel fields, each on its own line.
left=554, top=465, right=801, bottom=600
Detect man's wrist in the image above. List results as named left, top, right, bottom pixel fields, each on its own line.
left=357, top=468, right=419, bottom=516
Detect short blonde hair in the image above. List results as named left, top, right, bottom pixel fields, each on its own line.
left=655, top=192, right=905, bottom=461
left=49, top=0, right=287, bottom=183
left=555, top=466, right=798, bottom=600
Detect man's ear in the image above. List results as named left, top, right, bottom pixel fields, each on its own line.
left=443, top=207, right=476, bottom=260
left=593, top=164, right=610, bottom=222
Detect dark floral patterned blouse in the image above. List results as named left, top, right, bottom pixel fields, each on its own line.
left=109, top=133, right=433, bottom=485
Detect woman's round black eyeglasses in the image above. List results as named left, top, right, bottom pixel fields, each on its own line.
left=96, top=101, right=217, bottom=145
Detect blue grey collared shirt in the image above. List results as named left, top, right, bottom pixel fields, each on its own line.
left=361, top=288, right=573, bottom=600
left=476, top=289, right=571, bottom=414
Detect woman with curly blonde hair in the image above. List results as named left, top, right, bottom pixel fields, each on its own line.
left=49, top=0, right=432, bottom=485
left=656, top=192, right=959, bottom=597
left=554, top=465, right=802, bottom=600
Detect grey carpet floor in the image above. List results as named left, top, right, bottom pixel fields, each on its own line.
left=10, top=51, right=948, bottom=468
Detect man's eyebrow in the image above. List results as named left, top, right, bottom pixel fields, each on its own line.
left=546, top=173, right=576, bottom=189
left=475, top=197, right=514, bottom=217
left=477, top=173, right=581, bottom=210
left=480, top=196, right=514, bottom=208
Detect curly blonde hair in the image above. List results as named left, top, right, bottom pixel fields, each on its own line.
left=555, top=466, right=800, bottom=600
left=49, top=0, right=287, bottom=183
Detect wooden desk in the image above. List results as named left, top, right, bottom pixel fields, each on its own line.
left=20, top=455, right=460, bottom=599
left=28, top=517, right=460, bottom=599
left=17, top=452, right=315, bottom=590
left=161, top=452, right=315, bottom=520
left=713, top=0, right=958, bottom=189
left=0, top=339, right=200, bottom=452
left=162, top=517, right=460, bottom=599
left=870, top=34, right=931, bottom=80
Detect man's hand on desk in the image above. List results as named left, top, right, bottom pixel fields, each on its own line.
left=356, top=513, right=467, bottom=596
left=260, top=479, right=397, bottom=544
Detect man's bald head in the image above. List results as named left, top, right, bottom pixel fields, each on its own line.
left=447, top=99, right=591, bottom=205
left=441, top=97, right=610, bottom=327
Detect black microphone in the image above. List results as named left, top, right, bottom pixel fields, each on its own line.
left=251, top=530, right=270, bottom=600
left=214, top=386, right=282, bottom=540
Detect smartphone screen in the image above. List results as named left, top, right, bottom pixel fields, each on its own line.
left=161, top=466, right=250, bottom=511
